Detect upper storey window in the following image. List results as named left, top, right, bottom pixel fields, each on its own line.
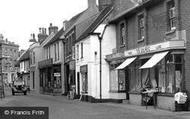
left=167, top=0, right=176, bottom=31
left=138, top=14, right=145, bottom=41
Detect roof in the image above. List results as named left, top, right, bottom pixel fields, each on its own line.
left=76, top=6, right=114, bottom=42
left=41, top=33, right=56, bottom=47
left=60, top=6, right=99, bottom=39
left=44, top=28, right=64, bottom=47
left=109, top=0, right=164, bottom=23
left=18, top=49, right=30, bottom=62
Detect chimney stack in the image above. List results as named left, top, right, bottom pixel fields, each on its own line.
left=98, top=0, right=114, bottom=11
left=0, top=34, right=3, bottom=40
left=88, top=0, right=97, bottom=9
left=38, top=27, right=48, bottom=43
left=48, top=23, right=58, bottom=35
left=63, top=20, right=68, bottom=31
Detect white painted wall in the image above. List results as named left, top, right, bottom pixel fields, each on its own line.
left=75, top=24, right=125, bottom=99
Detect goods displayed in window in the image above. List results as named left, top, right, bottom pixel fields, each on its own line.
left=129, top=52, right=184, bottom=94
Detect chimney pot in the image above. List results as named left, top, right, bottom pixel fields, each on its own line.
left=88, top=0, right=97, bottom=8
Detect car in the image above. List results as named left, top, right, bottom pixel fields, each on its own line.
left=12, top=80, right=27, bottom=95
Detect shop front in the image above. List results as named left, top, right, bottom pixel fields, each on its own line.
left=53, top=64, right=62, bottom=95
left=64, top=60, right=75, bottom=96
left=39, top=59, right=53, bottom=94
left=107, top=40, right=186, bottom=111
left=39, top=59, right=63, bottom=95
left=126, top=41, right=186, bottom=111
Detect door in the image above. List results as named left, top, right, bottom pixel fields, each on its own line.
left=77, top=72, right=80, bottom=96
left=125, top=69, right=129, bottom=100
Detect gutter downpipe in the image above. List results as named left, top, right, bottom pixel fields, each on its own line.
left=92, top=24, right=108, bottom=102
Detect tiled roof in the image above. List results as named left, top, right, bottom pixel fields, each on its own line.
left=76, top=6, right=114, bottom=42
left=60, top=6, right=99, bottom=39
left=44, top=28, right=64, bottom=47
left=18, top=49, right=30, bottom=62
left=41, top=33, right=56, bottom=47
left=109, top=0, right=163, bottom=23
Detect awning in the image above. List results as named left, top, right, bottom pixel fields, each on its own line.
left=116, top=57, right=137, bottom=70
left=140, top=51, right=169, bottom=69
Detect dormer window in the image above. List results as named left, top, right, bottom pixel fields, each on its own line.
left=167, top=0, right=176, bottom=31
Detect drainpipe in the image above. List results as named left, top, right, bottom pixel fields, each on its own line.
left=91, top=24, right=108, bottom=102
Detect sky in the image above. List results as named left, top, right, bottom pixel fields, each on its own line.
left=0, top=0, right=88, bottom=50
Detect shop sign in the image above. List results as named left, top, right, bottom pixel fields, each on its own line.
left=80, top=65, right=88, bottom=73
left=69, top=61, right=75, bottom=70
left=54, top=73, right=61, bottom=77
left=125, top=40, right=185, bottom=57
left=106, top=52, right=124, bottom=60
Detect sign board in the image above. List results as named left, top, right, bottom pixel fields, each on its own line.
left=54, top=73, right=61, bottom=77
left=80, top=65, right=88, bottom=74
left=124, top=40, right=185, bottom=57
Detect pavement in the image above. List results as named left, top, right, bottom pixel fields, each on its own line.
left=1, top=87, right=190, bottom=119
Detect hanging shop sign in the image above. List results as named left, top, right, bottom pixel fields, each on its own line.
left=69, top=60, right=75, bottom=70
left=124, top=40, right=185, bottom=57
left=80, top=65, right=88, bottom=74
left=54, top=73, right=61, bottom=77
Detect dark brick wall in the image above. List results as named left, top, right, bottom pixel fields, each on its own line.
left=147, top=1, right=167, bottom=45
left=180, top=0, right=190, bottom=100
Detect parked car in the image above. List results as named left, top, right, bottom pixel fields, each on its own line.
left=11, top=80, right=27, bottom=95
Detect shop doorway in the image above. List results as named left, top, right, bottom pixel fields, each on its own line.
left=125, top=69, right=130, bottom=100
left=77, top=72, right=80, bottom=96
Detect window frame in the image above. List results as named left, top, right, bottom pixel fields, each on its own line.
left=81, top=42, right=83, bottom=59
left=138, top=13, right=145, bottom=41
left=167, top=0, right=176, bottom=31
left=119, top=21, right=126, bottom=47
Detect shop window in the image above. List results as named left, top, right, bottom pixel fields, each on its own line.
left=110, top=63, right=126, bottom=92
left=118, top=70, right=126, bottom=91
left=158, top=53, right=183, bottom=93
left=167, top=0, right=176, bottom=31
left=110, top=69, right=118, bottom=91
left=82, top=73, right=88, bottom=93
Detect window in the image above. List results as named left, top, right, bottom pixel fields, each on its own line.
left=33, top=71, right=35, bottom=89
left=48, top=46, right=51, bottom=59
left=110, top=64, right=126, bottom=92
left=167, top=0, right=176, bottom=31
left=68, top=36, right=72, bottom=54
left=120, top=23, right=125, bottom=46
left=33, top=52, right=35, bottom=64
left=82, top=73, right=88, bottom=93
left=138, top=14, right=145, bottom=40
left=57, top=42, right=59, bottom=60
left=81, top=42, right=83, bottom=59
left=129, top=53, right=184, bottom=94
left=54, top=43, right=57, bottom=61
left=76, top=45, right=79, bottom=60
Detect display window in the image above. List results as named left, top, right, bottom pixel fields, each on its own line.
left=129, top=52, right=184, bottom=94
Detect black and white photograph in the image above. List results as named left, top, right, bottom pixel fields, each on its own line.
left=0, top=0, right=190, bottom=119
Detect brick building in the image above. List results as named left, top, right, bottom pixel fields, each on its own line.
left=0, top=34, right=19, bottom=85
left=106, top=0, right=190, bottom=111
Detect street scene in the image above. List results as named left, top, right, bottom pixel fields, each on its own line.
left=0, top=87, right=190, bottom=119
left=1, top=0, right=190, bottom=118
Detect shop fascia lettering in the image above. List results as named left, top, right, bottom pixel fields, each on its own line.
left=125, top=40, right=185, bottom=57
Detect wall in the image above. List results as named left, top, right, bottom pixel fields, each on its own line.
left=75, top=24, right=125, bottom=100
left=180, top=0, right=190, bottom=103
